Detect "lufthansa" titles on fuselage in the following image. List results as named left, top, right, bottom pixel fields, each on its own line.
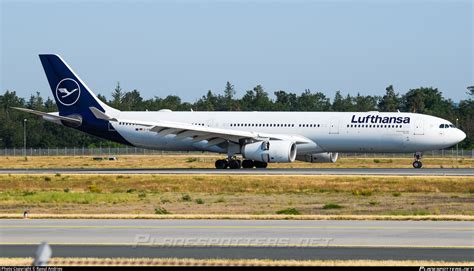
left=351, top=115, right=410, bottom=124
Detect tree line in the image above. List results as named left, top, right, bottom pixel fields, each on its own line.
left=0, top=83, right=472, bottom=149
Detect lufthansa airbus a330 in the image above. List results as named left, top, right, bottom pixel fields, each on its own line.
left=14, top=54, right=466, bottom=169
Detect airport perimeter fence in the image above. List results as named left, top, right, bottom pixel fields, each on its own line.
left=0, top=147, right=473, bottom=158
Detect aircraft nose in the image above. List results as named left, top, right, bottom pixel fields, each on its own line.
left=455, top=129, right=466, bottom=143
left=459, top=129, right=466, bottom=141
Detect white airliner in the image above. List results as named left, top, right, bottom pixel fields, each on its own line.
left=14, top=54, right=466, bottom=169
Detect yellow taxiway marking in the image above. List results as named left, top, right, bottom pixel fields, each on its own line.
left=1, top=225, right=473, bottom=231
left=0, top=242, right=473, bottom=249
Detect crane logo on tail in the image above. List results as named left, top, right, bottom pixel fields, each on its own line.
left=55, top=78, right=81, bottom=106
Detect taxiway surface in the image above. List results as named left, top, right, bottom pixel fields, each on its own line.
left=1, top=219, right=473, bottom=261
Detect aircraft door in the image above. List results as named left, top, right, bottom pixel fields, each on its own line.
left=206, top=119, right=216, bottom=128
left=414, top=119, right=424, bottom=135
left=329, top=119, right=339, bottom=134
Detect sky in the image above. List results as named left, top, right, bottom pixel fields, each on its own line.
left=1, top=0, right=473, bottom=103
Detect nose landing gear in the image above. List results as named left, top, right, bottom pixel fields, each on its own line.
left=413, top=152, right=423, bottom=168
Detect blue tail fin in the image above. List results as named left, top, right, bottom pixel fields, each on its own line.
left=39, top=54, right=129, bottom=145
left=39, top=54, right=116, bottom=115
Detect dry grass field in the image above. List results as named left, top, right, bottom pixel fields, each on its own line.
left=0, top=155, right=472, bottom=217
left=1, top=174, right=473, bottom=216
left=0, top=154, right=472, bottom=169
left=1, top=257, right=472, bottom=266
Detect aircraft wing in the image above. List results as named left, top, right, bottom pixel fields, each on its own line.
left=119, top=118, right=311, bottom=146
left=89, top=107, right=312, bottom=146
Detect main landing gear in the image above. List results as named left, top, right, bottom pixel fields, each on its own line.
left=215, top=158, right=241, bottom=169
left=215, top=158, right=268, bottom=169
left=412, top=152, right=423, bottom=168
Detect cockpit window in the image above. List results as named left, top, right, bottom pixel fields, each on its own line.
left=440, top=123, right=455, bottom=128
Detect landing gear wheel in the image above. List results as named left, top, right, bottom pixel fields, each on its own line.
left=228, top=159, right=241, bottom=169
left=254, top=161, right=268, bottom=168
left=412, top=161, right=422, bottom=169
left=413, top=152, right=423, bottom=169
left=242, top=160, right=255, bottom=168
left=215, top=159, right=228, bottom=169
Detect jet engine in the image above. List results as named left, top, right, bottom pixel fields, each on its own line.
left=296, top=152, right=338, bottom=163
left=242, top=140, right=297, bottom=163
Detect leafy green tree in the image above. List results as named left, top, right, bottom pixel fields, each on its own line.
left=0, top=90, right=25, bottom=119
left=27, top=92, right=44, bottom=110
left=97, top=94, right=108, bottom=104
left=297, top=89, right=331, bottom=111
left=0, top=90, right=26, bottom=147
left=122, top=89, right=144, bottom=111
left=354, top=93, right=378, bottom=112
left=331, top=91, right=343, bottom=111
left=240, top=85, right=272, bottom=111
left=403, top=88, right=427, bottom=113
left=402, top=87, right=455, bottom=120
left=43, top=97, right=57, bottom=112
left=223, top=81, right=236, bottom=110
left=111, top=82, right=123, bottom=109
left=331, top=91, right=355, bottom=111
left=457, top=98, right=473, bottom=148
left=378, top=85, right=400, bottom=112
left=273, top=90, right=297, bottom=111
left=161, top=95, right=185, bottom=111
left=195, top=90, right=218, bottom=111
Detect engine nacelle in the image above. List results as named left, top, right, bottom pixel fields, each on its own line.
left=242, top=140, right=297, bottom=163
left=296, top=152, right=338, bottom=163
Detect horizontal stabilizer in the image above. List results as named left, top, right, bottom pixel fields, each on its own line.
left=11, top=107, right=82, bottom=126
left=89, top=107, right=117, bottom=121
